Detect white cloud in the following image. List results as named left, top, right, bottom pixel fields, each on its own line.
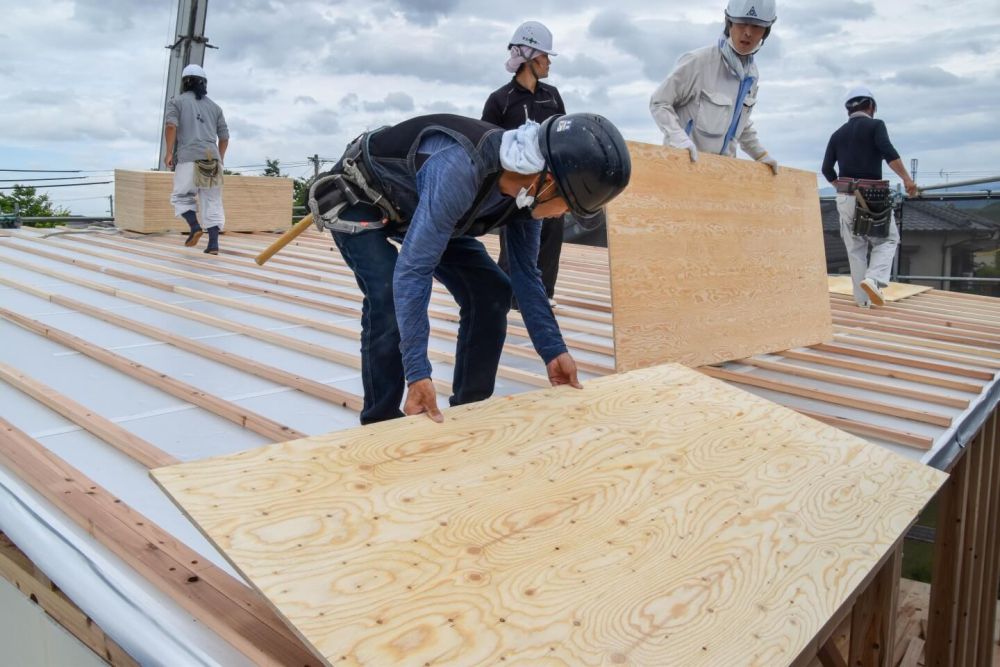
left=1, top=0, right=998, bottom=215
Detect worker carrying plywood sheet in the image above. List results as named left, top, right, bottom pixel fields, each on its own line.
left=650, top=0, right=779, bottom=174
left=314, top=113, right=631, bottom=424
left=163, top=64, right=229, bottom=256
left=822, top=86, right=919, bottom=308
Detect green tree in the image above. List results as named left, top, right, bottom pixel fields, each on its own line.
left=0, top=185, right=70, bottom=227
left=261, top=157, right=310, bottom=220
left=263, top=158, right=282, bottom=177
left=293, top=177, right=309, bottom=208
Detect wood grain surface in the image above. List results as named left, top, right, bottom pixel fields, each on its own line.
left=827, top=277, right=932, bottom=302
left=114, top=169, right=292, bottom=233
left=153, top=364, right=944, bottom=667
left=607, top=142, right=833, bottom=371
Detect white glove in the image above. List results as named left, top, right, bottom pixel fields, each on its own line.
left=757, top=153, right=779, bottom=175
left=667, top=132, right=698, bottom=162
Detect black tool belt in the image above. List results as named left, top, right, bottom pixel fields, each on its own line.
left=851, top=185, right=893, bottom=238
left=834, top=177, right=888, bottom=194
left=307, top=131, right=401, bottom=235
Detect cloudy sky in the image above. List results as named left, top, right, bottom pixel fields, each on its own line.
left=1, top=0, right=998, bottom=216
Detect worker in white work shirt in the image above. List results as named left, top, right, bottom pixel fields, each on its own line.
left=650, top=0, right=779, bottom=173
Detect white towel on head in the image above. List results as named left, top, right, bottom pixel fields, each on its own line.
left=499, top=121, right=546, bottom=174
left=505, top=45, right=538, bottom=73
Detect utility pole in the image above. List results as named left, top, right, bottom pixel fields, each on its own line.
left=157, top=0, right=215, bottom=171
left=910, top=158, right=918, bottom=182
left=310, top=154, right=321, bottom=178
left=108, top=194, right=115, bottom=218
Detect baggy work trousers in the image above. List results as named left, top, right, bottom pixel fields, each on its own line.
left=171, top=161, right=225, bottom=230
left=836, top=193, right=900, bottom=306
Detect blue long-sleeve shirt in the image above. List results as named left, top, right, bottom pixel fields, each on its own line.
left=393, top=132, right=567, bottom=384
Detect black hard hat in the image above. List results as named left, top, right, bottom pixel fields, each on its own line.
left=538, top=113, right=631, bottom=218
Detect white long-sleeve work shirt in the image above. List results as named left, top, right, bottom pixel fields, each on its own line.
left=649, top=44, right=767, bottom=160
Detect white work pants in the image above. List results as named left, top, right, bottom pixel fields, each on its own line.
left=836, top=193, right=899, bottom=306
left=170, top=161, right=225, bottom=230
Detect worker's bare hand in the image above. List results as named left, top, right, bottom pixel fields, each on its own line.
left=404, top=378, right=443, bottom=423
left=546, top=352, right=582, bottom=389
left=164, top=153, right=174, bottom=169
left=904, top=179, right=919, bottom=197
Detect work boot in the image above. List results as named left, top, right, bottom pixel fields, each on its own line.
left=203, top=226, right=219, bottom=255
left=860, top=278, right=885, bottom=306
left=181, top=210, right=202, bottom=247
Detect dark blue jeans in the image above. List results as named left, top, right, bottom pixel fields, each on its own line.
left=332, top=229, right=512, bottom=424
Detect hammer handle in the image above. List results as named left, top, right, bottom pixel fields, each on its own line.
left=256, top=215, right=314, bottom=265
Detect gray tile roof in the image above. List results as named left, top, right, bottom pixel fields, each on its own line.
left=821, top=200, right=999, bottom=234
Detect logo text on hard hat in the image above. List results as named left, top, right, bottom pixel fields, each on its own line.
left=556, top=120, right=572, bottom=132
left=747, top=5, right=758, bottom=16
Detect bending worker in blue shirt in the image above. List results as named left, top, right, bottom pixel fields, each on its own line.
left=310, top=113, right=631, bottom=424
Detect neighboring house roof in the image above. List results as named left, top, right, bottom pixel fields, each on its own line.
left=820, top=200, right=1000, bottom=234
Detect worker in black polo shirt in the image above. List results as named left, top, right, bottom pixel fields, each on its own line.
left=822, top=86, right=918, bottom=308
left=483, top=20, right=566, bottom=309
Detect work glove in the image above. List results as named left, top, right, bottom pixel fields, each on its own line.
left=757, top=153, right=779, bottom=175
left=667, top=132, right=699, bottom=163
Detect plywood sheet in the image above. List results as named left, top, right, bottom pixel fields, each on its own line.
left=152, top=364, right=945, bottom=667
left=827, top=276, right=932, bottom=301
left=113, top=169, right=292, bottom=233
left=607, top=142, right=833, bottom=371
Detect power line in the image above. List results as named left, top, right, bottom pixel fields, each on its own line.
left=0, top=168, right=81, bottom=173
left=51, top=195, right=112, bottom=202
left=0, top=181, right=112, bottom=190
left=0, top=176, right=88, bottom=183
left=0, top=168, right=115, bottom=173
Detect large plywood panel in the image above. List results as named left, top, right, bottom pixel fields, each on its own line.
left=153, top=364, right=945, bottom=667
left=827, top=276, right=932, bottom=301
left=607, top=142, right=833, bottom=371
left=114, top=169, right=292, bottom=233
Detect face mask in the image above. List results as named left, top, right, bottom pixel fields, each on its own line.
left=515, top=187, right=535, bottom=209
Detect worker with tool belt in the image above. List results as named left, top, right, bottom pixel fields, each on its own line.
left=483, top=20, right=566, bottom=309
left=650, top=0, right=779, bottom=173
left=308, top=113, right=631, bottom=424
left=164, top=64, right=229, bottom=255
left=822, top=86, right=918, bottom=307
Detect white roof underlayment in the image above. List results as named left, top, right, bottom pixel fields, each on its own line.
left=0, top=227, right=997, bottom=663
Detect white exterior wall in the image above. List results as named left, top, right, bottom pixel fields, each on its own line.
left=0, top=577, right=107, bottom=667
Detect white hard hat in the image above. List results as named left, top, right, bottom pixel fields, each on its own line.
left=845, top=85, right=876, bottom=106
left=509, top=21, right=557, bottom=56
left=725, top=0, right=777, bottom=26
left=182, top=64, right=207, bottom=79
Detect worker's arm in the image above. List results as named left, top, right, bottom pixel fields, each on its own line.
left=163, top=124, right=177, bottom=168
left=216, top=107, right=230, bottom=163
left=553, top=86, right=567, bottom=115
left=875, top=121, right=917, bottom=196
left=504, top=213, right=578, bottom=388
left=163, top=97, right=179, bottom=168
left=481, top=91, right=503, bottom=125
left=649, top=52, right=699, bottom=145
left=821, top=134, right=838, bottom=183
left=887, top=158, right=918, bottom=197
left=394, top=143, right=479, bottom=421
